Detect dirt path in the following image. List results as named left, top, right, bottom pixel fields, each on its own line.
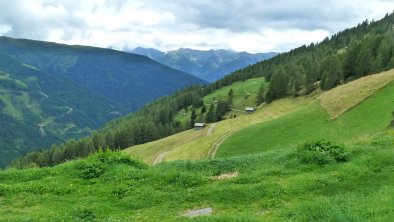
left=207, top=130, right=237, bottom=158
left=207, top=123, right=217, bottom=136
left=65, top=106, right=73, bottom=115
left=37, top=123, right=47, bottom=137
left=153, top=151, right=170, bottom=165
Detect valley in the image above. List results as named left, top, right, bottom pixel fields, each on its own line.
left=0, top=5, right=393, bottom=221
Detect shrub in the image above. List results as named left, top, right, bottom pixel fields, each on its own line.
left=80, top=161, right=107, bottom=179
left=297, top=140, right=349, bottom=165
left=77, top=150, right=147, bottom=179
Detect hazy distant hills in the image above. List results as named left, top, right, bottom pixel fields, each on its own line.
left=0, top=36, right=205, bottom=166
left=130, top=47, right=277, bottom=82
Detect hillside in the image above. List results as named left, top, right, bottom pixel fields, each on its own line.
left=1, top=70, right=393, bottom=220
left=219, top=71, right=394, bottom=157
left=1, top=123, right=393, bottom=221
left=130, top=47, right=277, bottom=82
left=12, top=13, right=394, bottom=170
left=125, top=69, right=394, bottom=164
left=0, top=37, right=206, bottom=112
left=1, top=9, right=394, bottom=221
left=0, top=53, right=120, bottom=166
left=0, top=37, right=205, bottom=166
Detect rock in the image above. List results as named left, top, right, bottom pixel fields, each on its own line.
left=183, top=207, right=212, bottom=217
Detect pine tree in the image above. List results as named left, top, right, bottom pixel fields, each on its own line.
left=305, top=63, right=318, bottom=94
left=288, top=64, right=305, bottom=96
left=265, top=66, right=289, bottom=103
left=228, top=88, right=234, bottom=97
left=201, top=105, right=206, bottom=113
left=206, top=103, right=216, bottom=123
left=190, top=109, right=196, bottom=127
left=256, top=82, right=266, bottom=105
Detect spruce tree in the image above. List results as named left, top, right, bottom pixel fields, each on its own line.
left=206, top=103, right=216, bottom=123
left=190, top=109, right=196, bottom=127
left=256, top=82, right=266, bottom=105
left=201, top=105, right=206, bottom=113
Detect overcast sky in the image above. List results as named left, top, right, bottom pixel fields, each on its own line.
left=0, top=0, right=393, bottom=53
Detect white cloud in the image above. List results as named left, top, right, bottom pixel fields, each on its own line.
left=0, top=0, right=393, bottom=53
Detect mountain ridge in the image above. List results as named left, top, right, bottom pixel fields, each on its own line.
left=129, top=47, right=277, bottom=82
left=0, top=36, right=206, bottom=166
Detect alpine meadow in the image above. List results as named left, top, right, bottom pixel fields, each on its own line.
left=0, top=1, right=394, bottom=221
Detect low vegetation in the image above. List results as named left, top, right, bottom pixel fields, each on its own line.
left=296, top=140, right=349, bottom=165
left=1, top=131, right=393, bottom=221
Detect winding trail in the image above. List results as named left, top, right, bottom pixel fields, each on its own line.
left=65, top=106, right=73, bottom=115
left=207, top=130, right=237, bottom=159
left=153, top=151, right=170, bottom=165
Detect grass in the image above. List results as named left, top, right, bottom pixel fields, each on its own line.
left=217, top=80, right=394, bottom=157
left=126, top=70, right=394, bottom=164
left=174, top=77, right=265, bottom=125
left=1, top=131, right=394, bottom=221
left=319, top=69, right=394, bottom=118
left=203, top=77, right=265, bottom=110
left=125, top=96, right=311, bottom=164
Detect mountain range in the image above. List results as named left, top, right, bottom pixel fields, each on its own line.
left=0, top=37, right=205, bottom=166
left=129, top=47, right=277, bottom=82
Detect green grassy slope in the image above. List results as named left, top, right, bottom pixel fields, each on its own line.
left=1, top=130, right=393, bottom=221
left=125, top=97, right=310, bottom=164
left=203, top=77, right=264, bottom=109
left=174, top=77, right=264, bottom=125
left=126, top=69, right=394, bottom=164
left=218, top=80, right=394, bottom=157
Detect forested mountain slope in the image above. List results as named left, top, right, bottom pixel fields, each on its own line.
left=0, top=37, right=206, bottom=112
left=0, top=37, right=205, bottom=166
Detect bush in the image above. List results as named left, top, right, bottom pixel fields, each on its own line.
left=297, top=140, right=349, bottom=165
left=80, top=161, right=106, bottom=179
left=77, top=150, right=147, bottom=179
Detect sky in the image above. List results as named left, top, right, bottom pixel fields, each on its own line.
left=0, top=0, right=393, bottom=53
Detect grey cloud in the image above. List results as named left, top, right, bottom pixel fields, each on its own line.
left=0, top=0, right=392, bottom=52
left=148, top=0, right=374, bottom=32
left=0, top=0, right=87, bottom=40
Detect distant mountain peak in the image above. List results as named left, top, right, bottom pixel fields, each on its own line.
left=128, top=47, right=277, bottom=82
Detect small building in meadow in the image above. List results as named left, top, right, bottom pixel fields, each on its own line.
left=245, top=107, right=255, bottom=114
left=194, top=122, right=205, bottom=130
